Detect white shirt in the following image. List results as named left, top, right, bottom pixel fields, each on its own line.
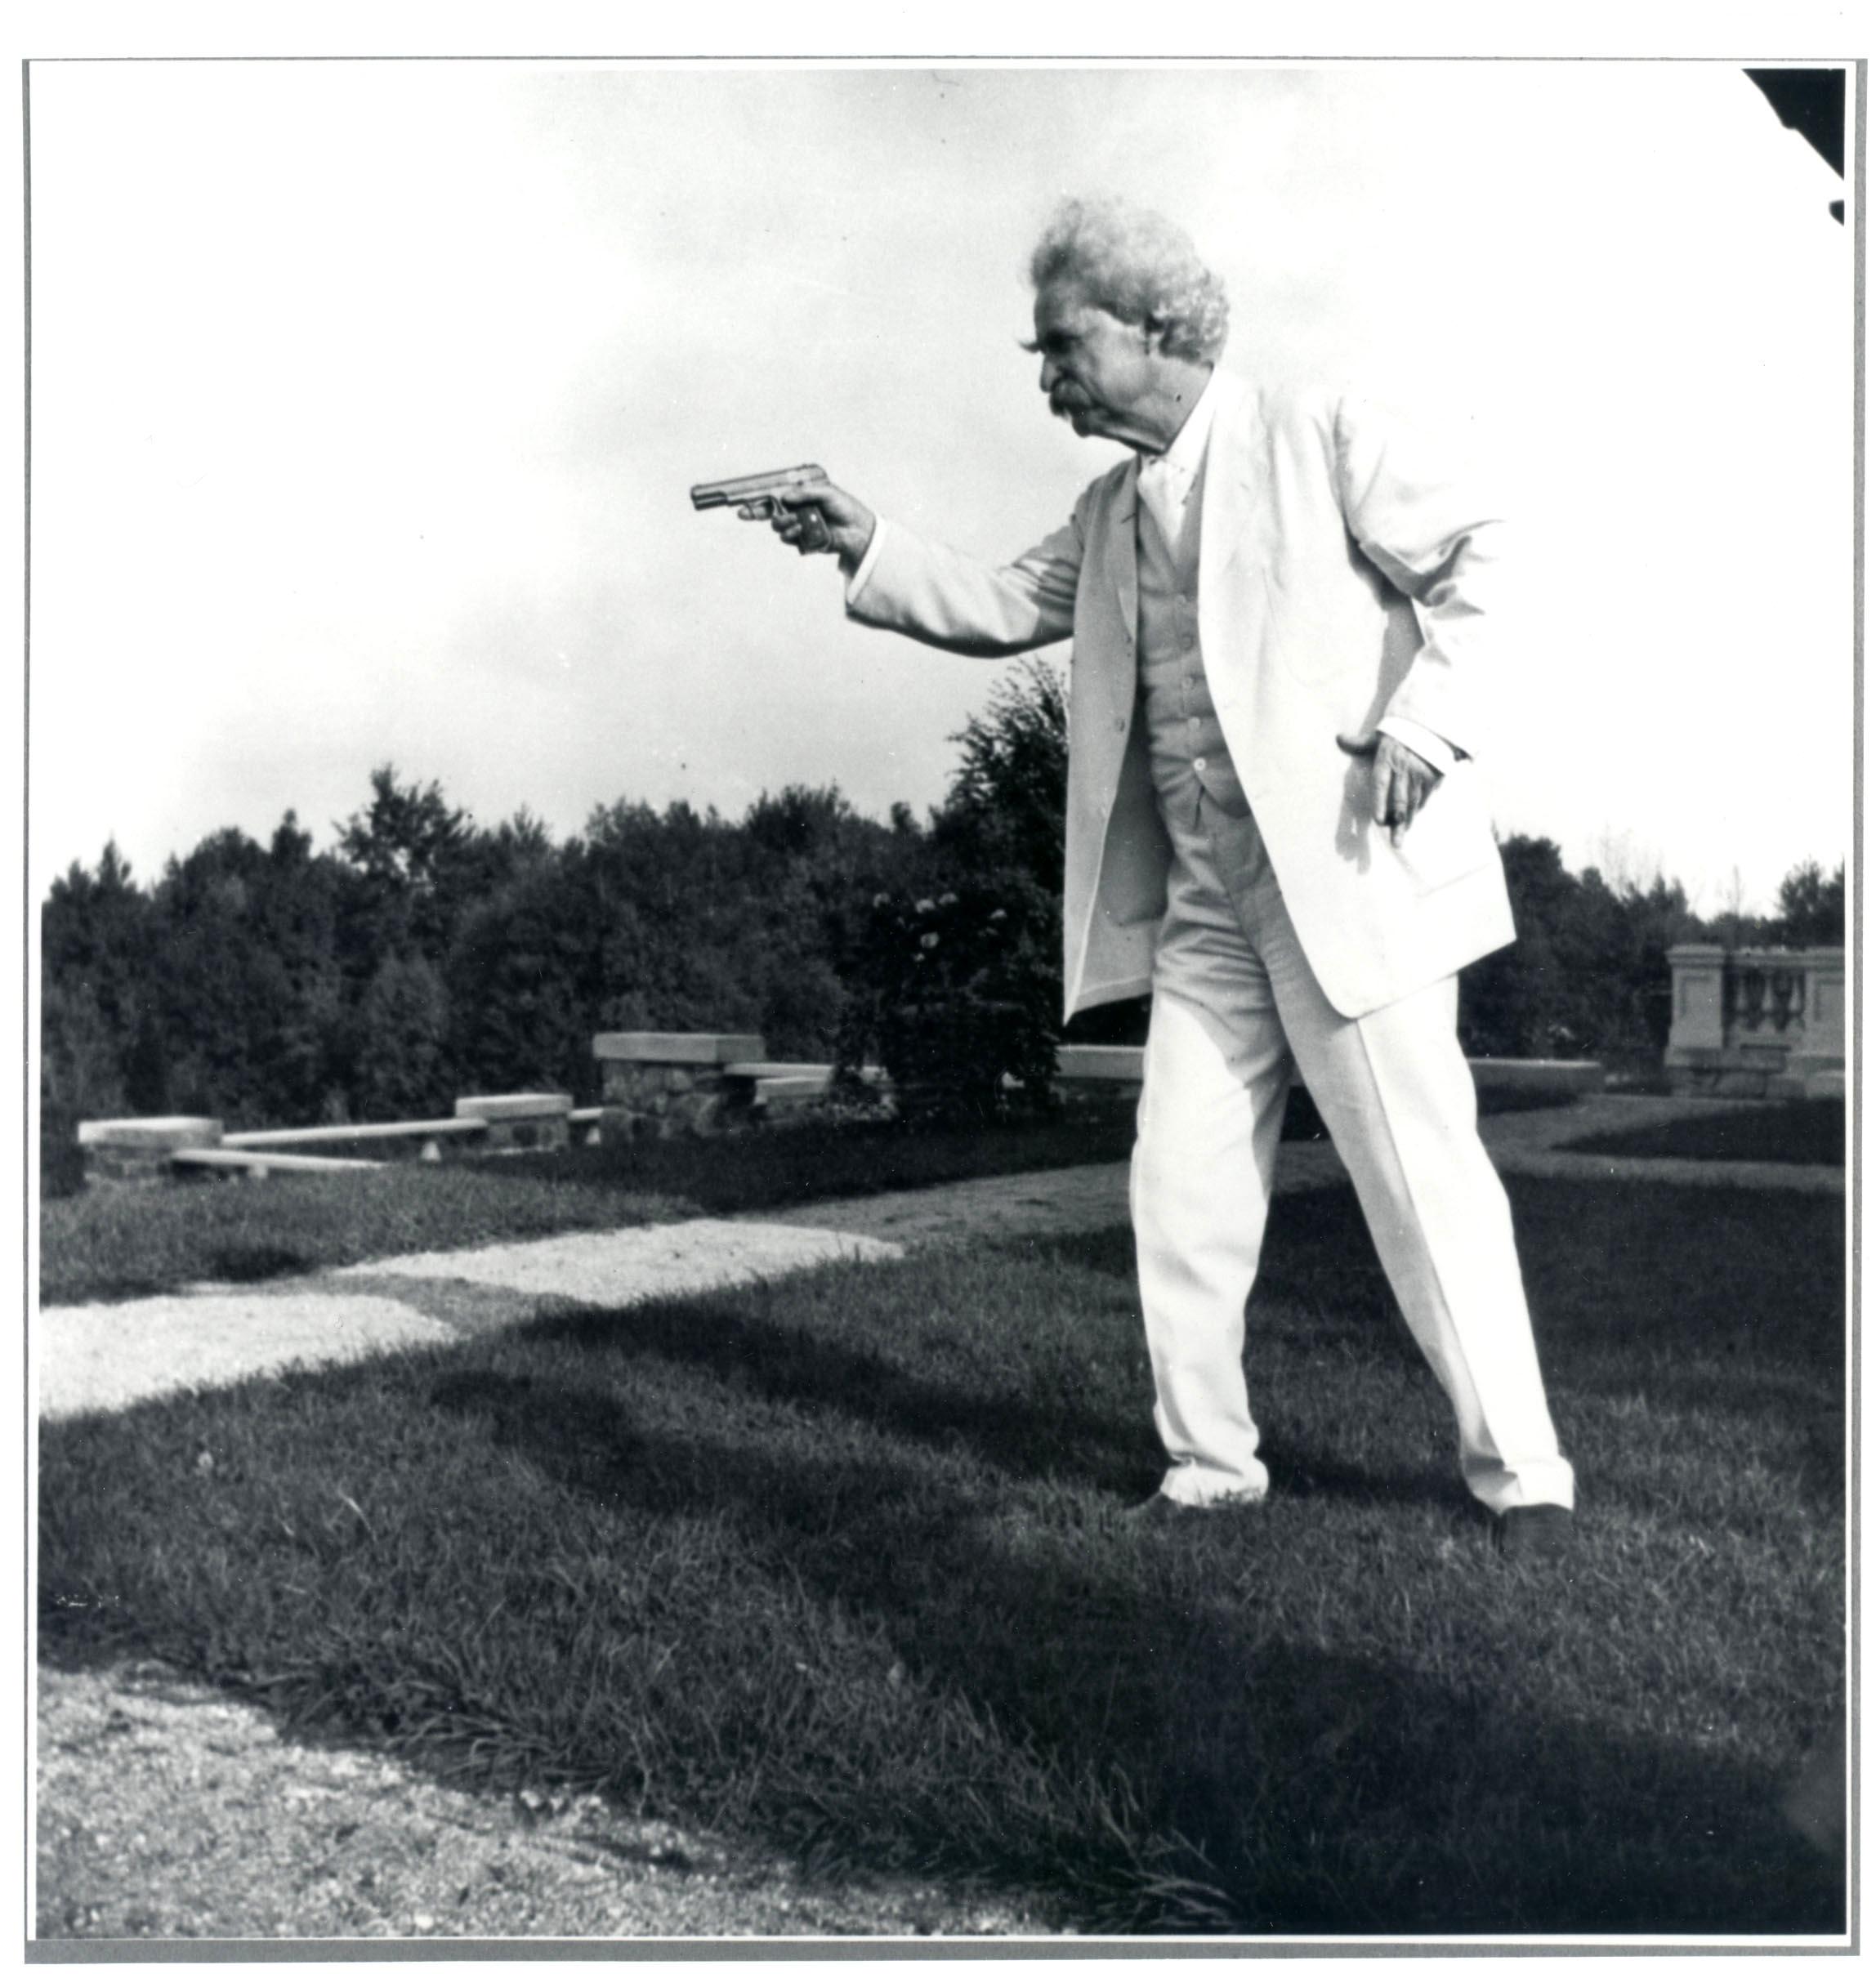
left=1135, top=367, right=1223, bottom=551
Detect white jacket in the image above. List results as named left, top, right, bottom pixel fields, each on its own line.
left=848, top=373, right=1516, bottom=1020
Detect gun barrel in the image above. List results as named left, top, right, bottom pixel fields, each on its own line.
left=690, top=463, right=828, bottom=511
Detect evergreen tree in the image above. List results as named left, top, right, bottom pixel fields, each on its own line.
left=1770, top=860, right=1846, bottom=948
left=446, top=843, right=600, bottom=1100
left=336, top=766, right=481, bottom=971
left=354, top=953, right=453, bottom=1120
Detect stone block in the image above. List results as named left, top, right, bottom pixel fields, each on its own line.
left=78, top=1116, right=223, bottom=1186
left=666, top=1091, right=728, bottom=1135
left=592, top=1033, right=766, bottom=1065
left=454, top=1093, right=574, bottom=1123
left=454, top=1093, right=572, bottom=1154
left=1666, top=945, right=1728, bottom=1056
left=1733, top=1044, right=1789, bottom=1070
left=1467, top=1058, right=1606, bottom=1097
left=602, top=1063, right=647, bottom=1102
left=592, top=1034, right=775, bottom=1139
left=1056, top=1045, right=1147, bottom=1083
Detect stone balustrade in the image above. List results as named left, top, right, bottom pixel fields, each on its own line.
left=1665, top=945, right=1845, bottom=1097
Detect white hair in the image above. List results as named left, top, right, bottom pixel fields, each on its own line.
left=1028, top=196, right=1230, bottom=362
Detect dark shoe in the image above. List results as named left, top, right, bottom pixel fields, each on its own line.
left=1496, top=1503, right=1575, bottom=1558
left=1129, top=1489, right=1264, bottom=1524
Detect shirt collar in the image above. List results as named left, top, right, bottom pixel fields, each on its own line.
left=1155, top=367, right=1223, bottom=482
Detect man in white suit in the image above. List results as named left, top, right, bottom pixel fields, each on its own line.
left=761, top=197, right=1575, bottom=1554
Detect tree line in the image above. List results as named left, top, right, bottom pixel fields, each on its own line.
left=41, top=663, right=1843, bottom=1186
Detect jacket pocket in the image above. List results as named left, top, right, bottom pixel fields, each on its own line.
left=1388, top=766, right=1497, bottom=895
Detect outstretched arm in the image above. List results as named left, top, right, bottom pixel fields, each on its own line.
left=764, top=481, right=1085, bottom=659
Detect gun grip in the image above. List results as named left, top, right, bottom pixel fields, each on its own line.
left=797, top=505, right=831, bottom=553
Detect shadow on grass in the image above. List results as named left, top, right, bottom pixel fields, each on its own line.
left=203, top=1244, right=314, bottom=1285
left=1068, top=1181, right=1850, bottom=1520
left=454, top=1114, right=1143, bottom=1213
left=418, top=1361, right=1839, bottom=1934
left=504, top=1291, right=1157, bottom=1500
left=1560, top=1097, right=1845, bottom=1169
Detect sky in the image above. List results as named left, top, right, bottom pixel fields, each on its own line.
left=27, top=59, right=1852, bottom=915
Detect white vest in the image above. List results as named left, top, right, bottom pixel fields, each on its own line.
left=1134, top=478, right=1251, bottom=829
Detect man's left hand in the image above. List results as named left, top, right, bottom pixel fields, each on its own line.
left=1336, top=731, right=1441, bottom=846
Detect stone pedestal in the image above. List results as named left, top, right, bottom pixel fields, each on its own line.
left=1054, top=1044, right=1146, bottom=1113
left=593, top=1034, right=766, bottom=1138
left=1666, top=945, right=1845, bottom=1096
left=453, top=1092, right=573, bottom=1153
left=78, top=1116, right=223, bottom=1186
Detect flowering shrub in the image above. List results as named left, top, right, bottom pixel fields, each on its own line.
left=835, top=875, right=1060, bottom=1125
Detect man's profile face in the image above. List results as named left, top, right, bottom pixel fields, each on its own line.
left=1027, top=280, right=1158, bottom=445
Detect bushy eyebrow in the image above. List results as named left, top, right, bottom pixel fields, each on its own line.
left=1017, top=328, right=1077, bottom=356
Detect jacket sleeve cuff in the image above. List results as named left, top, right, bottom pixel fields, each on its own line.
left=1377, top=716, right=1461, bottom=775
left=844, top=518, right=891, bottom=608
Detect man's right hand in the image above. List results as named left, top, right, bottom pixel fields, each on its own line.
left=757, top=484, right=877, bottom=575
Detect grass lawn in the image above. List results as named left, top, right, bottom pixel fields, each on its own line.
left=40, top=1174, right=1844, bottom=1936
left=1562, top=1096, right=1845, bottom=1168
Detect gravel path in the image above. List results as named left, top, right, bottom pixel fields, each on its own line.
left=37, top=1663, right=1052, bottom=1941
left=35, top=1092, right=1840, bottom=1943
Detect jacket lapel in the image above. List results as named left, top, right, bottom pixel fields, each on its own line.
left=1101, top=459, right=1141, bottom=724
left=1197, top=372, right=1257, bottom=584
left=1196, top=375, right=1268, bottom=712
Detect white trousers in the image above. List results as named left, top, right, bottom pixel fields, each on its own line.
left=1132, top=797, right=1574, bottom=1514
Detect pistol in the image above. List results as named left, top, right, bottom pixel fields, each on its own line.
left=690, top=463, right=831, bottom=552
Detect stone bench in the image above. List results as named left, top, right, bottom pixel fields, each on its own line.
left=453, top=1092, right=573, bottom=1153
left=592, top=1038, right=898, bottom=1136
left=172, top=1146, right=384, bottom=1180
left=78, top=1116, right=226, bottom=1186
left=724, top=1062, right=891, bottom=1113
left=594, top=1034, right=768, bottom=1137
left=77, top=1092, right=577, bottom=1186
left=1467, top=1058, right=1606, bottom=1098
left=224, top=1117, right=490, bottom=1163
